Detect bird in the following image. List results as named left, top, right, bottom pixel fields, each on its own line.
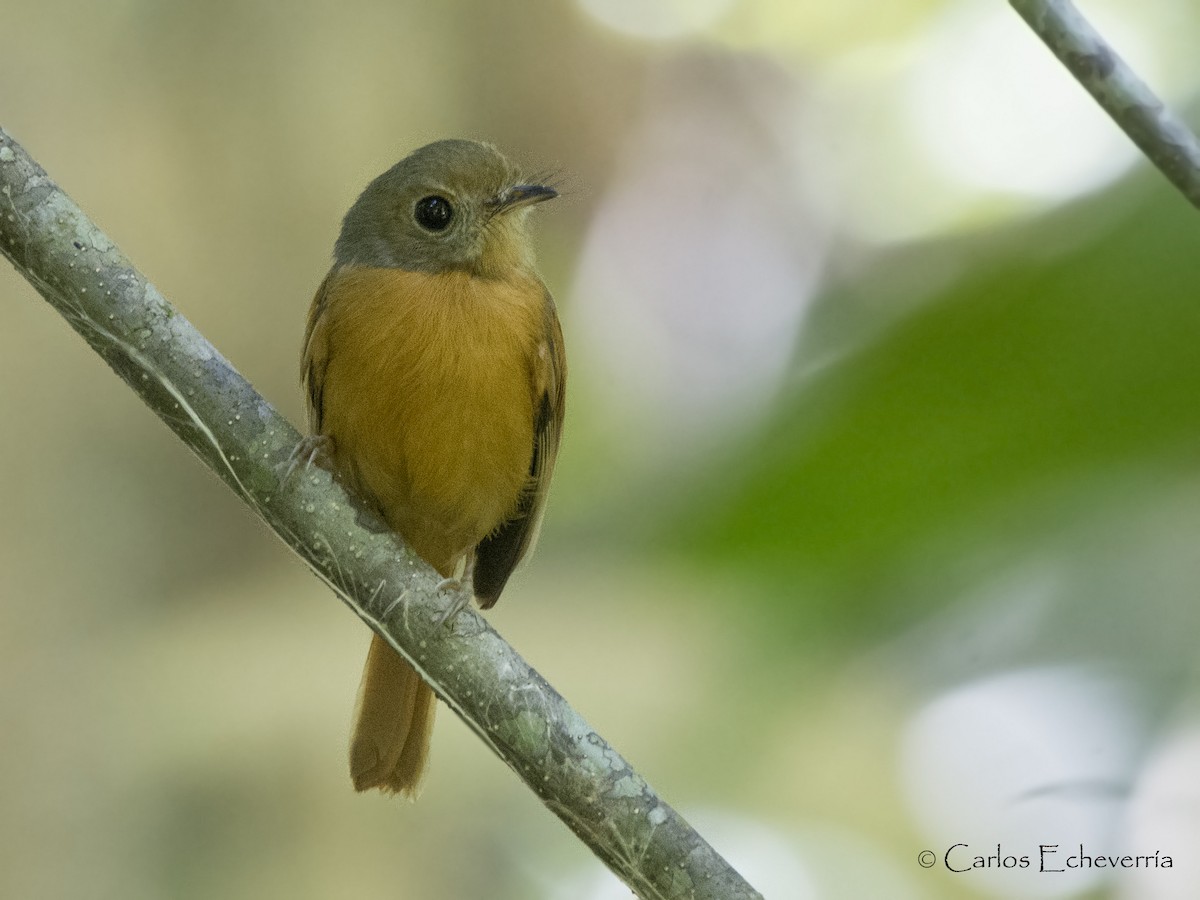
left=300, top=139, right=566, bottom=797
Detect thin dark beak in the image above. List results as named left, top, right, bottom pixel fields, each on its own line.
left=493, top=184, right=558, bottom=212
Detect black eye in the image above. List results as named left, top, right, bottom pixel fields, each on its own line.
left=414, top=195, right=453, bottom=231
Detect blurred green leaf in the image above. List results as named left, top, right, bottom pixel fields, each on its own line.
left=672, top=181, right=1200, bottom=632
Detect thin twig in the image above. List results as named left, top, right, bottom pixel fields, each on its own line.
left=1010, top=0, right=1200, bottom=208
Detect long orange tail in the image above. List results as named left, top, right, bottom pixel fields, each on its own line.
left=349, top=633, right=437, bottom=798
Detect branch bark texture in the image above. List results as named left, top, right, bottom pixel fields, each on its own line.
left=0, top=127, right=762, bottom=900
left=1010, top=0, right=1200, bottom=208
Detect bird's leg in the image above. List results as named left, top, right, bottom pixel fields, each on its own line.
left=435, top=556, right=477, bottom=628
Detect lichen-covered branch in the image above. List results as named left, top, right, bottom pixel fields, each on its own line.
left=1010, top=0, right=1200, bottom=208
left=0, top=127, right=762, bottom=900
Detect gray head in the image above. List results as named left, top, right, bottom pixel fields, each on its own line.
left=334, top=139, right=556, bottom=278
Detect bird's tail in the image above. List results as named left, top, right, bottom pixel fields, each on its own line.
left=348, top=633, right=437, bottom=798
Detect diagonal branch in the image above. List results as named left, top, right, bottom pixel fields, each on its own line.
left=0, top=127, right=762, bottom=900
left=1010, top=0, right=1200, bottom=208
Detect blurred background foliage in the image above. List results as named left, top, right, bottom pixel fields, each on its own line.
left=3, top=0, right=1200, bottom=898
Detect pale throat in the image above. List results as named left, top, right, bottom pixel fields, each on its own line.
left=472, top=212, right=537, bottom=280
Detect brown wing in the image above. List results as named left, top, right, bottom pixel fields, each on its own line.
left=473, top=286, right=567, bottom=608
left=301, top=270, right=336, bottom=434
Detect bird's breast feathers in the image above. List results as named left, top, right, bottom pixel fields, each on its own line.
left=311, top=266, right=546, bottom=564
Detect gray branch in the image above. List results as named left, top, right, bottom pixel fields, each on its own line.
left=0, top=127, right=762, bottom=900
left=1010, top=0, right=1200, bottom=208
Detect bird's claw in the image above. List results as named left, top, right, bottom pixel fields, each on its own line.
left=434, top=577, right=474, bottom=628
left=279, top=434, right=334, bottom=482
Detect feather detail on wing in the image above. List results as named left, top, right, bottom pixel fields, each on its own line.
left=473, top=287, right=566, bottom=608
left=301, top=270, right=336, bottom=434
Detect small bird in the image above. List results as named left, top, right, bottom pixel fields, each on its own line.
left=301, top=139, right=566, bottom=797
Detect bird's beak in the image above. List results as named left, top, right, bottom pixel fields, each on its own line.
left=492, top=184, right=558, bottom=213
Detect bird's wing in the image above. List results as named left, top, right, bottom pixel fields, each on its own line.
left=473, top=287, right=567, bottom=608
left=301, top=270, right=336, bottom=434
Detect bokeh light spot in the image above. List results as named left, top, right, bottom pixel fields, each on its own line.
left=576, top=0, right=739, bottom=40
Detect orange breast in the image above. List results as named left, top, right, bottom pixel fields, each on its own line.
left=317, top=267, right=544, bottom=575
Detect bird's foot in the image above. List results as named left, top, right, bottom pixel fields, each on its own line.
left=434, top=576, right=475, bottom=629
left=279, top=434, right=334, bottom=482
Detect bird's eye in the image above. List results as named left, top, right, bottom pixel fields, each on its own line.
left=414, top=195, right=454, bottom=232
